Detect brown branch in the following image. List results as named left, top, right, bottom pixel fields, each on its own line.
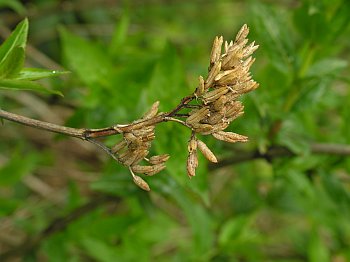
left=0, top=195, right=120, bottom=260
left=210, top=143, right=350, bottom=170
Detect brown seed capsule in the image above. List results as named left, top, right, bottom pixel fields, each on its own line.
left=211, top=95, right=227, bottom=112
left=210, top=36, right=223, bottom=65
left=235, top=24, right=249, bottom=44
left=131, top=149, right=149, bottom=165
left=197, top=140, right=218, bottom=163
left=212, top=131, right=248, bottom=143
left=188, top=137, right=198, bottom=153
left=192, top=123, right=214, bottom=135
left=186, top=107, right=209, bottom=125
left=205, top=61, right=221, bottom=89
left=186, top=151, right=198, bottom=178
left=195, top=75, right=205, bottom=97
left=118, top=150, right=138, bottom=166
left=144, top=163, right=166, bottom=176
left=131, top=165, right=155, bottom=174
left=111, top=140, right=127, bottom=154
left=133, top=175, right=151, bottom=191
left=142, top=101, right=159, bottom=119
left=202, top=86, right=228, bottom=104
left=149, top=154, right=170, bottom=165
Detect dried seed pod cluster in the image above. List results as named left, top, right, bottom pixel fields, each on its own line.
left=186, top=24, right=259, bottom=177
left=111, top=101, right=169, bottom=191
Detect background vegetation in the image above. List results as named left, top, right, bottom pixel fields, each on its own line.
left=0, top=0, right=350, bottom=261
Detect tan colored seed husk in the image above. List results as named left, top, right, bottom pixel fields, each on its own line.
left=197, top=140, right=218, bottom=163
left=144, top=163, right=166, bottom=176
left=186, top=107, right=209, bottom=125
left=111, top=140, right=127, bottom=154
left=195, top=75, right=205, bottom=97
left=210, top=36, right=223, bottom=65
left=188, top=138, right=198, bottom=153
left=133, top=175, right=150, bottom=191
left=202, top=86, right=229, bottom=104
left=186, top=151, right=198, bottom=178
left=142, top=101, right=159, bottom=119
left=212, top=131, right=248, bottom=143
left=131, top=165, right=156, bottom=174
left=205, top=61, right=221, bottom=89
left=149, top=154, right=170, bottom=165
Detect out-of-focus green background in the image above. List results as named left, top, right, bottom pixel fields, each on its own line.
left=1, top=0, right=350, bottom=261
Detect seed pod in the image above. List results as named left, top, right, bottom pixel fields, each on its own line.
left=212, top=131, right=248, bottom=143
left=206, top=112, right=223, bottom=125
left=124, top=132, right=139, bottom=143
left=144, top=163, right=166, bottom=176
left=212, top=121, right=229, bottom=132
left=131, top=165, right=155, bottom=174
left=195, top=75, right=205, bottom=97
left=133, top=175, right=151, bottom=191
left=111, top=140, right=127, bottom=154
left=214, top=69, right=235, bottom=82
left=192, top=123, right=214, bottom=135
left=142, top=101, right=159, bottom=119
left=118, top=150, right=138, bottom=166
left=210, top=36, right=223, bottom=65
left=186, top=151, right=198, bottom=178
left=242, top=42, right=259, bottom=58
left=235, top=24, right=249, bottom=44
left=186, top=107, right=209, bottom=125
left=149, top=154, right=170, bottom=165
left=211, top=95, right=227, bottom=111
left=202, top=86, right=228, bottom=104
left=131, top=149, right=149, bottom=165
left=205, top=61, right=221, bottom=89
left=187, top=137, right=198, bottom=153
left=197, top=140, right=218, bottom=163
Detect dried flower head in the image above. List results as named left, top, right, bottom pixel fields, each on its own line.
left=102, top=24, right=258, bottom=190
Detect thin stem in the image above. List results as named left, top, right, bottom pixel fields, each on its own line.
left=0, top=109, right=86, bottom=138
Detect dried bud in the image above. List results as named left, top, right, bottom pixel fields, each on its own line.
left=142, top=101, right=159, bottom=119
left=210, top=36, right=223, bottom=64
left=186, top=107, right=209, bottom=125
left=212, top=131, right=248, bottom=143
left=235, top=24, right=249, bottom=44
left=205, top=61, right=221, bottom=89
left=201, top=86, right=229, bottom=104
left=195, top=75, right=205, bottom=97
left=131, top=165, right=155, bottom=174
left=192, top=123, right=214, bottom=135
left=144, top=163, right=166, bottom=176
left=187, top=151, right=198, bottom=178
left=133, top=175, right=151, bottom=191
left=149, top=154, right=170, bottom=165
left=111, top=140, right=127, bottom=154
left=188, top=137, right=198, bottom=153
left=197, top=140, right=218, bottom=163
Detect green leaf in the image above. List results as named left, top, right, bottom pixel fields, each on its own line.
left=0, top=46, right=25, bottom=78
left=0, top=152, right=38, bottom=186
left=15, top=68, right=69, bottom=81
left=59, top=27, right=114, bottom=89
left=305, top=58, right=348, bottom=78
left=0, top=79, right=63, bottom=96
left=80, top=237, right=121, bottom=262
left=0, top=18, right=28, bottom=65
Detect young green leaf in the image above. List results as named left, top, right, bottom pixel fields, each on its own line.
left=15, top=68, right=69, bottom=81
left=0, top=79, right=63, bottom=96
left=0, top=46, right=25, bottom=78
left=0, top=18, right=28, bottom=65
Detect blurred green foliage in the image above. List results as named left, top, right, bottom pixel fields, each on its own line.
left=0, top=0, right=350, bottom=261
